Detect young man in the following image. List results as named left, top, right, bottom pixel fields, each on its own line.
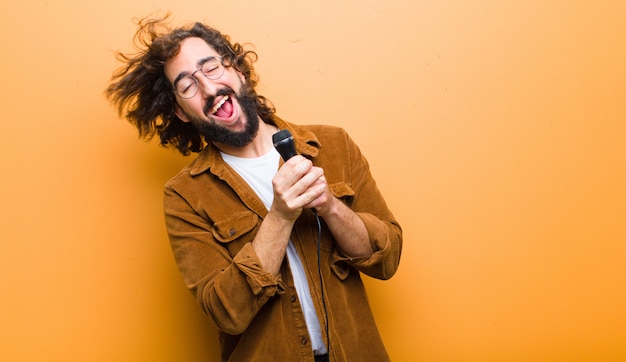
left=106, top=15, right=402, bottom=362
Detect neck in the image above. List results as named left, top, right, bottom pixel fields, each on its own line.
left=213, top=118, right=278, bottom=158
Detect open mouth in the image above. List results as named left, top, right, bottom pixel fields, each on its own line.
left=211, top=95, right=234, bottom=118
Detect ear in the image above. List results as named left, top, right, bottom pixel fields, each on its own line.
left=174, top=103, right=190, bottom=123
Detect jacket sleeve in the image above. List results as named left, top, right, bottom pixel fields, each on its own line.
left=163, top=184, right=283, bottom=335
left=327, top=129, right=403, bottom=280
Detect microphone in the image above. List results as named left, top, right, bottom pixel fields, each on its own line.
left=273, top=129, right=319, bottom=218
left=272, top=130, right=297, bottom=161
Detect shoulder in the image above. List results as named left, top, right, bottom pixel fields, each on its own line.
left=163, top=146, right=211, bottom=190
left=163, top=160, right=195, bottom=191
left=274, top=115, right=349, bottom=140
left=301, top=124, right=348, bottom=138
left=289, top=122, right=352, bottom=147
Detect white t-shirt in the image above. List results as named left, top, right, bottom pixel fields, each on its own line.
left=221, top=148, right=327, bottom=355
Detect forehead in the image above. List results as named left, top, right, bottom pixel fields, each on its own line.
left=164, top=37, right=219, bottom=82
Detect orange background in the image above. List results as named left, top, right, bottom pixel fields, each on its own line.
left=1, top=1, right=625, bottom=361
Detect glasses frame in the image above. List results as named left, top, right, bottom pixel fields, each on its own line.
left=173, top=56, right=226, bottom=99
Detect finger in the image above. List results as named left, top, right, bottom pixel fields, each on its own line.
left=273, top=156, right=308, bottom=191
left=292, top=167, right=324, bottom=196
left=276, top=156, right=312, bottom=186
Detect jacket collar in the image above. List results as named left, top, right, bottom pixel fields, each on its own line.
left=189, top=115, right=321, bottom=177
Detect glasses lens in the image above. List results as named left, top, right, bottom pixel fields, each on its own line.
left=202, top=57, right=224, bottom=79
left=176, top=77, right=197, bottom=99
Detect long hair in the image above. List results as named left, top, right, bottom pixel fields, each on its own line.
left=105, top=14, right=275, bottom=155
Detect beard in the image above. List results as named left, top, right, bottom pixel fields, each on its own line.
left=188, top=84, right=260, bottom=148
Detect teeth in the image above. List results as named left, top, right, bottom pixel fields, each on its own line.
left=211, top=95, right=229, bottom=115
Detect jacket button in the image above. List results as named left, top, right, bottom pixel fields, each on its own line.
left=290, top=295, right=297, bottom=303
left=229, top=228, right=236, bottom=236
left=301, top=337, right=308, bottom=345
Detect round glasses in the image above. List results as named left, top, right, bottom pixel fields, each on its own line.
left=174, top=56, right=226, bottom=99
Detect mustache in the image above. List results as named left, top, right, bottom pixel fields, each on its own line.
left=203, top=87, right=235, bottom=116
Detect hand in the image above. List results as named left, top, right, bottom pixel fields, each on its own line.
left=272, top=156, right=372, bottom=258
left=271, top=155, right=329, bottom=220
left=302, top=170, right=336, bottom=217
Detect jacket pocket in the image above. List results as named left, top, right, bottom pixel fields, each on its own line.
left=329, top=182, right=355, bottom=207
left=331, top=259, right=351, bottom=280
left=211, top=211, right=259, bottom=244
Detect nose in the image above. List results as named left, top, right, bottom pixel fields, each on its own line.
left=195, top=72, right=219, bottom=98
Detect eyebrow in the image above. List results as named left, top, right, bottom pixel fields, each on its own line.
left=172, top=56, right=218, bottom=87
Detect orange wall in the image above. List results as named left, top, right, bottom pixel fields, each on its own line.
left=1, top=1, right=624, bottom=361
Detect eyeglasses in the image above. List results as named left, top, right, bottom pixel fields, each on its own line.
left=174, top=56, right=226, bottom=99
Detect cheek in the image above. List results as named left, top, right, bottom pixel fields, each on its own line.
left=176, top=100, right=201, bottom=122
left=191, top=97, right=208, bottom=111
left=224, top=68, right=246, bottom=88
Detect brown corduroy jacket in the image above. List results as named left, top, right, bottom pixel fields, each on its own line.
left=164, top=115, right=402, bottom=361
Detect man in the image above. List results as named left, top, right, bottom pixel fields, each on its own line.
left=106, top=14, right=402, bottom=362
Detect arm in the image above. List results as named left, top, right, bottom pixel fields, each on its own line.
left=164, top=184, right=290, bottom=335
left=307, top=176, right=373, bottom=258
left=249, top=207, right=294, bottom=276
left=163, top=157, right=334, bottom=334
left=306, top=127, right=403, bottom=280
left=275, top=132, right=401, bottom=278
left=273, top=154, right=374, bottom=258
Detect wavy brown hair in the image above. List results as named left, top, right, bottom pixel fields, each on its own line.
left=105, top=14, right=275, bottom=155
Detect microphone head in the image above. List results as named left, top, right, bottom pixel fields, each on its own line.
left=272, top=129, right=293, bottom=146
left=273, top=130, right=297, bottom=161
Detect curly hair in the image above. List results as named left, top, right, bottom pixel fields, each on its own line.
left=105, top=14, right=275, bottom=155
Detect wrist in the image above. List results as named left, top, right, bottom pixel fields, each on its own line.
left=314, top=196, right=341, bottom=219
